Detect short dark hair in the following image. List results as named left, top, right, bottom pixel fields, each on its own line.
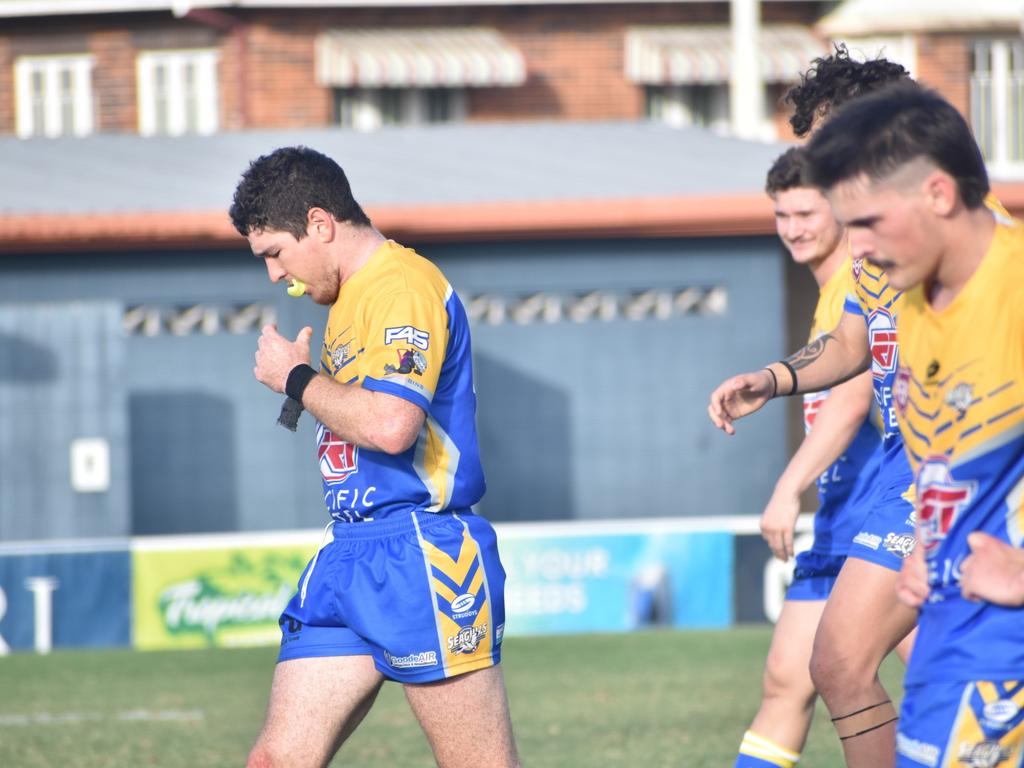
left=229, top=146, right=372, bottom=238
left=805, top=83, right=989, bottom=209
left=765, top=147, right=813, bottom=195
left=785, top=43, right=912, bottom=138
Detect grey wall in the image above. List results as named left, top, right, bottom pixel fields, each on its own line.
left=0, top=236, right=787, bottom=537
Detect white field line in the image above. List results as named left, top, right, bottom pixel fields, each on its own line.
left=0, top=709, right=204, bottom=726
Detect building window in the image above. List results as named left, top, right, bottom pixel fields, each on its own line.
left=333, top=88, right=466, bottom=131
left=137, top=50, right=219, bottom=136
left=645, top=84, right=777, bottom=138
left=971, top=39, right=1024, bottom=175
left=14, top=55, right=94, bottom=138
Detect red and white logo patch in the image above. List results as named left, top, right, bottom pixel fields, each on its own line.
left=868, top=308, right=899, bottom=378
left=317, top=423, right=358, bottom=483
left=802, top=391, right=827, bottom=431
left=916, top=458, right=975, bottom=555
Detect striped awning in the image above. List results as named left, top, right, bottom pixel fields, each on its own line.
left=316, top=28, right=526, bottom=89
left=626, top=25, right=826, bottom=85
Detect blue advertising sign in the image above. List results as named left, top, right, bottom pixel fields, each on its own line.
left=0, top=547, right=131, bottom=652
left=497, top=525, right=733, bottom=636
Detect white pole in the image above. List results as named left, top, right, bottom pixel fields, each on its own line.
left=730, top=0, right=764, bottom=140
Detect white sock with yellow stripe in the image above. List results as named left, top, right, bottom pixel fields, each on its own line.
left=734, top=730, right=801, bottom=768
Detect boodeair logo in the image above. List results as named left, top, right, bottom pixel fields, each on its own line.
left=385, top=650, right=439, bottom=669
left=158, top=553, right=302, bottom=640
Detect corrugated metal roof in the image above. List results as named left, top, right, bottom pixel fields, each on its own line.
left=0, top=121, right=788, bottom=216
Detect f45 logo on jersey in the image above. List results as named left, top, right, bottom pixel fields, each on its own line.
left=868, top=308, right=899, bottom=378
left=916, top=457, right=976, bottom=556
left=317, top=423, right=358, bottom=483
left=384, top=326, right=429, bottom=351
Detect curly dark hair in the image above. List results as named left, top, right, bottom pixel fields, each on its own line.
left=785, top=43, right=913, bottom=138
left=229, top=146, right=371, bottom=239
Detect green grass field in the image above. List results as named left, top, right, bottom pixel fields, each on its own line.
left=0, top=627, right=905, bottom=767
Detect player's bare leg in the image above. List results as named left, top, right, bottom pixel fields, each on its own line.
left=742, top=599, right=826, bottom=763
left=809, top=559, right=917, bottom=768
left=247, top=654, right=385, bottom=768
left=405, top=665, right=521, bottom=768
left=894, top=627, right=916, bottom=664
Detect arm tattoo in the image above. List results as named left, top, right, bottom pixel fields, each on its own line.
left=785, top=334, right=834, bottom=371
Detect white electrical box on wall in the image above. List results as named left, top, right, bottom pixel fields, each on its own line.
left=69, top=437, right=110, bottom=493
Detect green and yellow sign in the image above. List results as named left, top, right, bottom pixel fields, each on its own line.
left=133, top=544, right=309, bottom=650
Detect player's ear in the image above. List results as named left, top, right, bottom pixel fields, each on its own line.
left=307, top=207, right=336, bottom=243
left=923, top=170, right=957, bottom=217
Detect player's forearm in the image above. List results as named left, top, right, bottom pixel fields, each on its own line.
left=766, top=320, right=870, bottom=396
left=300, top=373, right=423, bottom=454
left=774, top=374, right=873, bottom=495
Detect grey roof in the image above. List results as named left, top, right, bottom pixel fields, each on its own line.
left=0, top=121, right=789, bottom=216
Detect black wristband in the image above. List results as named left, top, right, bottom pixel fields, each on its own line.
left=763, top=367, right=778, bottom=399
left=285, top=364, right=317, bottom=403
left=779, top=360, right=799, bottom=396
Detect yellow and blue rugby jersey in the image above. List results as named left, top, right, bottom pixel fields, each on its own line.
left=316, top=240, right=485, bottom=522
left=895, top=217, right=1024, bottom=685
left=803, top=258, right=881, bottom=555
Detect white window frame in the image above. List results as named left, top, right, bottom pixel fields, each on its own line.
left=645, top=83, right=777, bottom=139
left=971, top=38, right=1024, bottom=179
left=137, top=49, right=220, bottom=136
left=333, top=87, right=467, bottom=132
left=14, top=54, right=94, bottom=138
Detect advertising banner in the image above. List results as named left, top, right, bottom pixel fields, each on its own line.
left=498, top=526, right=733, bottom=636
left=132, top=540, right=310, bottom=650
left=0, top=546, right=131, bottom=652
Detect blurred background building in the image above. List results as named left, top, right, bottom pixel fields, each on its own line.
left=0, top=0, right=1023, bottom=537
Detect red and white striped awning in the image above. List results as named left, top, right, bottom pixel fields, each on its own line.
left=316, top=28, right=526, bottom=89
left=626, top=25, right=826, bottom=85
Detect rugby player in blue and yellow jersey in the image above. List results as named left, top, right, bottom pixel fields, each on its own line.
left=732, top=147, right=881, bottom=768
left=229, top=147, right=519, bottom=768
left=806, top=83, right=1024, bottom=768
left=710, top=48, right=919, bottom=768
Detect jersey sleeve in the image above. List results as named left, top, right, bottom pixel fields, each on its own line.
left=358, top=290, right=450, bottom=411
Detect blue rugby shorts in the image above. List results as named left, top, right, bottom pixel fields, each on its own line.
left=277, top=509, right=506, bottom=683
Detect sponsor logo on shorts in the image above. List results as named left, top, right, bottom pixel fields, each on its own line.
left=495, top=623, right=505, bottom=644
left=853, top=532, right=882, bottom=550
left=896, top=733, right=940, bottom=767
left=945, top=382, right=974, bottom=417
left=384, top=326, right=430, bottom=350
left=451, top=593, right=476, bottom=614
left=957, top=740, right=1011, bottom=768
left=385, top=650, right=439, bottom=669
left=883, top=532, right=916, bottom=559
left=983, top=700, right=1021, bottom=728
left=447, top=625, right=487, bottom=655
